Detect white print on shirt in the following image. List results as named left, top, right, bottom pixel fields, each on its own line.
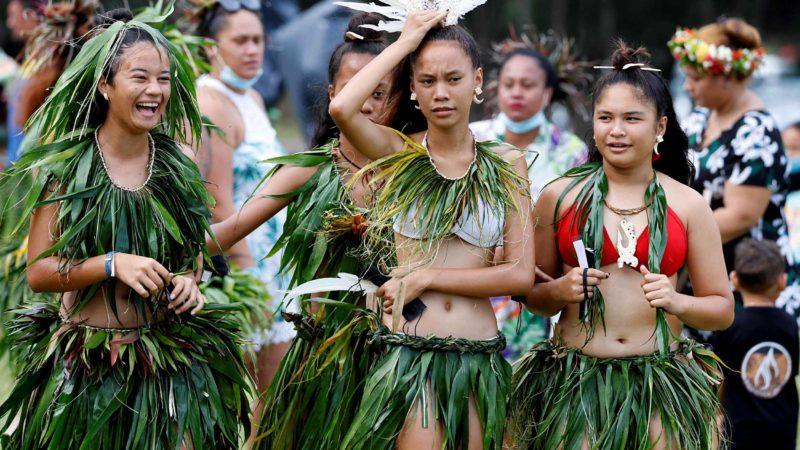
left=741, top=341, right=793, bottom=399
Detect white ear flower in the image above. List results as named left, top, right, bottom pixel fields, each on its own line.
left=334, top=0, right=487, bottom=33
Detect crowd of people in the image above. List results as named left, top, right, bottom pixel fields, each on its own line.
left=0, top=0, right=798, bottom=449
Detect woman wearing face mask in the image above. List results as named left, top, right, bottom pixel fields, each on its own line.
left=0, top=9, right=250, bottom=448
left=510, top=42, right=733, bottom=449
left=471, top=47, right=588, bottom=199
left=329, top=8, right=535, bottom=449
left=195, top=0, right=293, bottom=394
left=672, top=19, right=800, bottom=319
left=205, top=13, right=408, bottom=449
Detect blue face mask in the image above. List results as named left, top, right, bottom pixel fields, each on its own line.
left=498, top=111, right=546, bottom=134
left=790, top=158, right=800, bottom=175
left=220, top=63, right=263, bottom=91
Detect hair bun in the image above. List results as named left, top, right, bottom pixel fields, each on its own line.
left=609, top=40, right=651, bottom=70
left=719, top=18, right=762, bottom=49
left=97, top=8, right=134, bottom=28
left=344, top=12, right=386, bottom=43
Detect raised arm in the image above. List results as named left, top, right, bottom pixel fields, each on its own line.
left=328, top=11, right=446, bottom=159
left=208, top=164, right=317, bottom=254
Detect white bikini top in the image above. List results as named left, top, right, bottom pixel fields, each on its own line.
left=393, top=195, right=504, bottom=248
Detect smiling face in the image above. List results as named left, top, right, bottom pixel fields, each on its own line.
left=98, top=42, right=171, bottom=134
left=329, top=52, right=392, bottom=125
left=593, top=83, right=666, bottom=169
left=213, top=10, right=264, bottom=81
left=411, top=40, right=482, bottom=129
left=497, top=54, right=552, bottom=122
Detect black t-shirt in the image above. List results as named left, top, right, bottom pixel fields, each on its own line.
left=711, top=306, right=800, bottom=449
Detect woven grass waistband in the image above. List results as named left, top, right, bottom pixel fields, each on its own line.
left=539, top=338, right=705, bottom=364
left=371, top=328, right=506, bottom=353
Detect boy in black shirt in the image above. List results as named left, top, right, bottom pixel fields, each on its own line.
left=711, top=239, right=799, bottom=449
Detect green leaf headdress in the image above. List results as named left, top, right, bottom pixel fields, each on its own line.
left=136, top=0, right=214, bottom=78
left=27, top=2, right=203, bottom=146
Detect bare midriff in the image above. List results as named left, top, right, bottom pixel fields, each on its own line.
left=555, top=262, right=683, bottom=358
left=61, top=283, right=167, bottom=329
left=385, top=234, right=499, bottom=341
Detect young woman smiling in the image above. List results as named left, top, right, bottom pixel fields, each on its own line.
left=0, top=10, right=250, bottom=448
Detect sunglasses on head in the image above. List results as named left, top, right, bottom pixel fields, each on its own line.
left=217, top=0, right=260, bottom=12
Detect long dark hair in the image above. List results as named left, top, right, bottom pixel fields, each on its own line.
left=590, top=41, right=693, bottom=184
left=393, top=25, right=482, bottom=134
left=310, top=13, right=398, bottom=147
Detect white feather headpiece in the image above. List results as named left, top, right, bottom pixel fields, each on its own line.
left=334, top=0, right=487, bottom=33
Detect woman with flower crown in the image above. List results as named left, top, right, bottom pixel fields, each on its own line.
left=669, top=18, right=800, bottom=321
left=327, top=4, right=535, bottom=448
left=508, top=42, right=734, bottom=449
left=0, top=9, right=251, bottom=449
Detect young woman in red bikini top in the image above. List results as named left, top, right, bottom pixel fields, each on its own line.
left=509, top=42, right=735, bottom=450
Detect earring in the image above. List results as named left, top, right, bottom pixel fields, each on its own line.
left=473, top=86, right=484, bottom=104
left=653, top=135, right=664, bottom=161
left=410, top=92, right=420, bottom=110
left=102, top=92, right=108, bottom=101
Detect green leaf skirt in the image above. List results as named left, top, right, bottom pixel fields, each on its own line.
left=0, top=301, right=252, bottom=450
left=254, top=301, right=381, bottom=450
left=507, top=340, right=726, bottom=450
left=0, top=238, right=49, bottom=366
left=339, top=330, right=511, bottom=450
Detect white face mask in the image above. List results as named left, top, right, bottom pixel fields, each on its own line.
left=214, top=48, right=262, bottom=90
left=498, top=111, right=546, bottom=134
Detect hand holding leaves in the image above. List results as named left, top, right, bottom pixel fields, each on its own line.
left=114, top=253, right=172, bottom=297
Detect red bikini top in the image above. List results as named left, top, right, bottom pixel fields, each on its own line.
left=555, top=204, right=688, bottom=276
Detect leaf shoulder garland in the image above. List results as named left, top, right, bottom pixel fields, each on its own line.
left=357, top=130, right=530, bottom=272
left=2, top=132, right=214, bottom=321
left=259, top=138, right=369, bottom=289
left=555, top=162, right=672, bottom=357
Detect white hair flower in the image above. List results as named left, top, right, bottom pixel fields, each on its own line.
left=334, top=0, right=487, bottom=33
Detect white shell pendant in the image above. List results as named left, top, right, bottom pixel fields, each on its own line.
left=616, top=217, right=639, bottom=268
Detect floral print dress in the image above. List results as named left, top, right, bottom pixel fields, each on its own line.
left=684, top=108, right=800, bottom=320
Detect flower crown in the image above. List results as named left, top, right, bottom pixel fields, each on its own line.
left=667, top=28, right=765, bottom=79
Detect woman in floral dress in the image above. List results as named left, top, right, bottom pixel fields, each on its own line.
left=670, top=18, right=799, bottom=321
